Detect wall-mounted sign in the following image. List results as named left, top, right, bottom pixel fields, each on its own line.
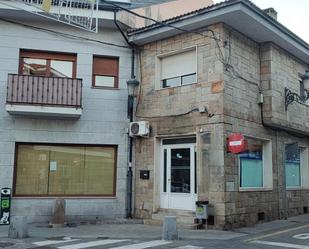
left=0, top=188, right=11, bottom=225
left=227, top=134, right=247, bottom=154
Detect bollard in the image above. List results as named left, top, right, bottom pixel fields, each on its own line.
left=8, top=216, right=28, bottom=239
left=50, top=198, right=66, bottom=227
left=162, top=216, right=178, bottom=240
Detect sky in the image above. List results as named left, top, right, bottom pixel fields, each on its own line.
left=213, top=0, right=309, bottom=44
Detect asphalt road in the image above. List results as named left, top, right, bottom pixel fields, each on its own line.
left=1, top=221, right=309, bottom=249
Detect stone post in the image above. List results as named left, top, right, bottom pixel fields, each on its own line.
left=50, top=198, right=66, bottom=227
left=162, top=216, right=178, bottom=240
left=8, top=216, right=28, bottom=239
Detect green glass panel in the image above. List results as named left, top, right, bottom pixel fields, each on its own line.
left=286, top=163, right=301, bottom=187
left=240, top=158, right=263, bottom=188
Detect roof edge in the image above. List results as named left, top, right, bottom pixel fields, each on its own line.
left=127, top=0, right=309, bottom=52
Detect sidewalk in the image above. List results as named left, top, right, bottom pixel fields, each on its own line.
left=0, top=214, right=309, bottom=241
left=0, top=221, right=245, bottom=241
left=235, top=214, right=309, bottom=235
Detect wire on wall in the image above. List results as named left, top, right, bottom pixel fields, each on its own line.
left=101, top=0, right=221, bottom=42
left=105, top=0, right=259, bottom=90
left=0, top=18, right=130, bottom=49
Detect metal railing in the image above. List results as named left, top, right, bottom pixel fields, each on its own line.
left=6, top=74, right=82, bottom=108
left=8, top=0, right=99, bottom=32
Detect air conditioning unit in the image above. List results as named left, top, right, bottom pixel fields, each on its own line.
left=129, top=121, right=149, bottom=137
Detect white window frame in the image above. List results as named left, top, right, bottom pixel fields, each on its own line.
left=285, top=146, right=309, bottom=190
left=239, top=138, right=273, bottom=191
left=155, top=46, right=197, bottom=90
left=300, top=147, right=309, bottom=189
left=285, top=144, right=302, bottom=190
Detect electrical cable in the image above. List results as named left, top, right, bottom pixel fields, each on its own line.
left=0, top=17, right=130, bottom=49
left=135, top=107, right=200, bottom=119
left=101, top=0, right=221, bottom=42
left=121, top=0, right=228, bottom=64
left=102, top=0, right=227, bottom=63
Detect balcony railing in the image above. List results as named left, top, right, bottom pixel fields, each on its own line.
left=6, top=74, right=82, bottom=108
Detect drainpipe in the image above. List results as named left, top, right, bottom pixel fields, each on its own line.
left=113, top=10, right=137, bottom=219
left=127, top=49, right=135, bottom=219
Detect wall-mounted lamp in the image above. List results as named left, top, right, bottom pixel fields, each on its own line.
left=127, top=78, right=140, bottom=121
left=285, top=70, right=309, bottom=111
left=126, top=77, right=139, bottom=219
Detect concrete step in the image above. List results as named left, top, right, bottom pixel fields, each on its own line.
left=152, top=209, right=196, bottom=224
left=144, top=219, right=200, bottom=230
left=155, top=209, right=195, bottom=216
left=145, top=209, right=198, bottom=230
left=144, top=219, right=163, bottom=226
left=152, top=213, right=195, bottom=224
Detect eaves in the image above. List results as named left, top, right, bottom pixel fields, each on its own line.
left=128, top=0, right=309, bottom=64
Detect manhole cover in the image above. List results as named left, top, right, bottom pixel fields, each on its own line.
left=0, top=242, right=14, bottom=248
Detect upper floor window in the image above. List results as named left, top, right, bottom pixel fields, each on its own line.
left=20, top=50, right=77, bottom=78
left=93, top=56, right=119, bottom=88
left=158, top=48, right=197, bottom=89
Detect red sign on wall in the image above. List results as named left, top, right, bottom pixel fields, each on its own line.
left=227, top=134, right=247, bottom=154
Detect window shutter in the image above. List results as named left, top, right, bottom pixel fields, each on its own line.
left=93, top=56, right=118, bottom=77
left=160, top=49, right=196, bottom=80
left=93, top=56, right=119, bottom=87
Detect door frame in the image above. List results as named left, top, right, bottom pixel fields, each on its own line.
left=160, top=143, right=197, bottom=211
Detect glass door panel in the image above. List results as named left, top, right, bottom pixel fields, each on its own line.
left=170, top=148, right=191, bottom=193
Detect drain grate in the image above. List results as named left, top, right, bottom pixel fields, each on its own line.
left=0, top=242, right=14, bottom=248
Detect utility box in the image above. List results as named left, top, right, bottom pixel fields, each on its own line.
left=196, top=201, right=209, bottom=220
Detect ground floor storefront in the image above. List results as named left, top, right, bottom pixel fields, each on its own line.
left=133, top=122, right=309, bottom=229
left=0, top=141, right=127, bottom=223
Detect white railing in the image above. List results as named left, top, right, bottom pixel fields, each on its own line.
left=7, top=0, right=99, bottom=32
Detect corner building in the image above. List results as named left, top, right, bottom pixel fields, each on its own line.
left=128, top=0, right=309, bottom=229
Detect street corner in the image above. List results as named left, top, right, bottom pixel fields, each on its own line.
left=0, top=237, right=33, bottom=249
left=247, top=223, right=309, bottom=249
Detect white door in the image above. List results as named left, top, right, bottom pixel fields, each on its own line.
left=160, top=144, right=197, bottom=211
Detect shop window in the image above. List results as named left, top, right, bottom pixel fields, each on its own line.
left=14, top=144, right=117, bottom=196
left=285, top=143, right=301, bottom=187
left=285, top=145, right=309, bottom=189
left=93, top=56, right=119, bottom=88
left=301, top=148, right=309, bottom=189
left=20, top=50, right=76, bottom=78
left=239, top=138, right=272, bottom=189
left=158, top=48, right=197, bottom=89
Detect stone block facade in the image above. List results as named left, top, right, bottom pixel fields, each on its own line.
left=133, top=22, right=309, bottom=229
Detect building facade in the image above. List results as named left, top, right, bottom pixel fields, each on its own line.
left=0, top=2, right=134, bottom=222
left=128, top=0, right=309, bottom=229
left=0, top=0, right=205, bottom=224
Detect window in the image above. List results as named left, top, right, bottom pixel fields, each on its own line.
left=301, top=148, right=309, bottom=189
left=239, top=138, right=272, bottom=189
left=300, top=80, right=305, bottom=99
left=285, top=144, right=309, bottom=188
left=14, top=144, right=117, bottom=196
left=20, top=50, right=76, bottom=78
left=93, top=56, right=119, bottom=88
left=159, top=48, right=197, bottom=89
left=285, top=143, right=301, bottom=187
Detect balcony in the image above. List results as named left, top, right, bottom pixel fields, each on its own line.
left=6, top=74, right=82, bottom=118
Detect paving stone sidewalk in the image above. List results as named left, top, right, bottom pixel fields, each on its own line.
left=0, top=214, right=308, bottom=244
